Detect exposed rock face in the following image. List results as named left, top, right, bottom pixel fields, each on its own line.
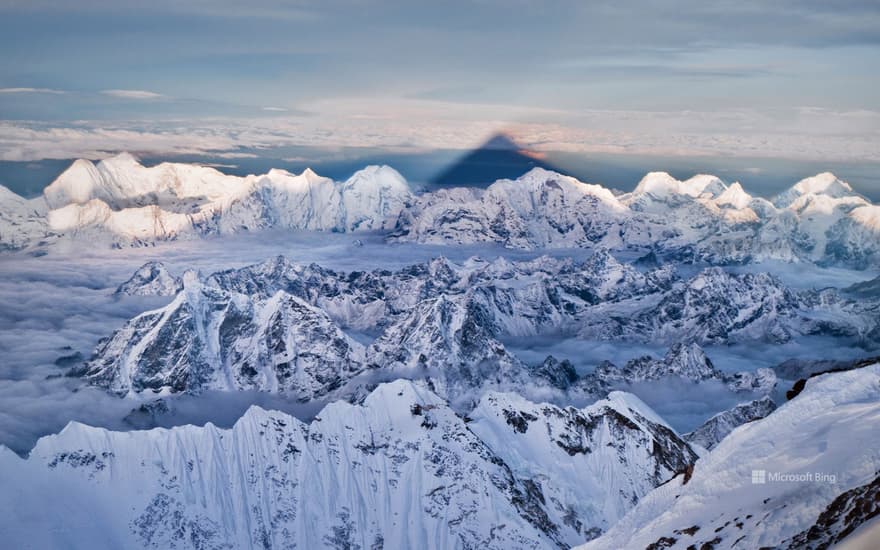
left=577, top=268, right=809, bottom=344
left=575, top=343, right=778, bottom=397
left=684, top=396, right=777, bottom=450
left=144, top=253, right=879, bottom=346
left=781, top=473, right=880, bottom=549
left=531, top=356, right=579, bottom=390
left=115, top=261, right=181, bottom=296
left=82, top=254, right=877, bottom=404
left=366, top=294, right=533, bottom=403
left=84, top=275, right=367, bottom=400
left=0, top=380, right=694, bottom=550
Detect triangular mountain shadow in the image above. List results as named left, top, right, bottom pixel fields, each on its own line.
left=429, top=132, right=566, bottom=188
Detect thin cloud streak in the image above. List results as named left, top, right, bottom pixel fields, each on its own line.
left=0, top=87, right=66, bottom=94
left=100, top=89, right=164, bottom=100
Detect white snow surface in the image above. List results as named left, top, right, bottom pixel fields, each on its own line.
left=0, top=379, right=693, bottom=549
left=395, top=167, right=880, bottom=267
left=578, top=363, right=880, bottom=550
left=13, top=153, right=413, bottom=246
left=4, top=157, right=880, bottom=266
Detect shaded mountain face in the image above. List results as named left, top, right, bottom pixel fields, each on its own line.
left=80, top=253, right=879, bottom=408
left=683, top=396, right=777, bottom=451
left=0, top=380, right=695, bottom=550
left=429, top=133, right=563, bottom=188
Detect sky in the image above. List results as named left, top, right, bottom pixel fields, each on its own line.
left=0, top=1, right=879, bottom=184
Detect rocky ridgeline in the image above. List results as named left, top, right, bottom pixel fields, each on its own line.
left=75, top=252, right=880, bottom=403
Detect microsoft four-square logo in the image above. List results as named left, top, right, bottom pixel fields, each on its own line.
left=751, top=469, right=766, bottom=484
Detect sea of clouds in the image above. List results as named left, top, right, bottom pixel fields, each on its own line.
left=0, top=231, right=874, bottom=454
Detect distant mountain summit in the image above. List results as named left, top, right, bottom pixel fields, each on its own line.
left=430, top=132, right=563, bottom=188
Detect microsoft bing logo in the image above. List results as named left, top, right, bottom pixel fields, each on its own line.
left=751, top=469, right=766, bottom=484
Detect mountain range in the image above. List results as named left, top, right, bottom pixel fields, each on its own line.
left=78, top=253, right=878, bottom=404
left=2, top=154, right=879, bottom=268
left=5, top=357, right=879, bottom=549
left=3, top=154, right=880, bottom=549
left=1, top=379, right=698, bottom=549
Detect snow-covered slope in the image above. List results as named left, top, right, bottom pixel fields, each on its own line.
left=0, top=183, right=50, bottom=250
left=2, top=157, right=879, bottom=267
left=392, top=169, right=880, bottom=268
left=0, top=379, right=696, bottom=549
left=7, top=154, right=414, bottom=248
left=578, top=363, right=880, bottom=550
left=469, top=390, right=697, bottom=545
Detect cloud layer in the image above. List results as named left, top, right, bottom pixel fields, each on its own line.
left=0, top=0, right=877, bottom=166
left=0, top=232, right=874, bottom=453
left=1, top=102, right=878, bottom=164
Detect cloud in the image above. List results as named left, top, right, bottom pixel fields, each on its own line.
left=0, top=231, right=874, bottom=453
left=100, top=89, right=164, bottom=100
left=0, top=99, right=878, bottom=164
left=0, top=121, right=247, bottom=162
left=0, top=87, right=66, bottom=94
left=262, top=106, right=288, bottom=112
left=0, top=232, right=493, bottom=452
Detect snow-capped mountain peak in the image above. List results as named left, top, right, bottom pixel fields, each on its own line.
left=342, top=164, right=408, bottom=191
left=42, top=158, right=103, bottom=208
left=792, top=171, right=853, bottom=196
left=496, top=167, right=624, bottom=208
left=5, top=158, right=880, bottom=267
left=773, top=171, right=857, bottom=208
left=469, top=388, right=697, bottom=544
left=23, top=156, right=418, bottom=246
left=115, top=261, right=181, bottom=296
left=630, top=172, right=727, bottom=200
left=714, top=181, right=753, bottom=210
left=660, top=342, right=718, bottom=380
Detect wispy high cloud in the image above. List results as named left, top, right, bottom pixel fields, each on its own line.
left=0, top=87, right=66, bottom=94
left=100, top=89, right=164, bottom=100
